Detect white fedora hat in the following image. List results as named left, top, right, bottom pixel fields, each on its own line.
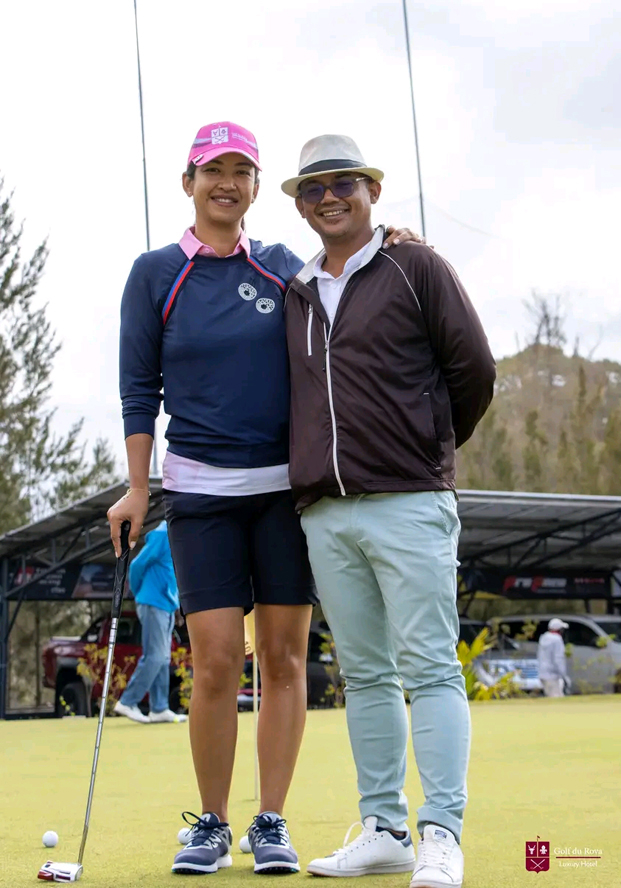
left=281, top=134, right=384, bottom=197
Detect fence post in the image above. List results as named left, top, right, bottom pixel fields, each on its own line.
left=0, top=558, right=9, bottom=719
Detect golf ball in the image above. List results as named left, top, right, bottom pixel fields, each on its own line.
left=178, top=827, right=192, bottom=845
left=239, top=834, right=251, bottom=854
left=42, top=831, right=58, bottom=848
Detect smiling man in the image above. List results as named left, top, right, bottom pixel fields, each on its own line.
left=282, top=135, right=496, bottom=888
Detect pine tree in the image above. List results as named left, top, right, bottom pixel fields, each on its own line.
left=459, top=408, right=515, bottom=490
left=556, top=426, right=577, bottom=493
left=1, top=176, right=120, bottom=708
left=523, top=410, right=548, bottom=491
left=0, top=176, right=118, bottom=534
left=565, top=365, right=603, bottom=494
left=600, top=408, right=621, bottom=495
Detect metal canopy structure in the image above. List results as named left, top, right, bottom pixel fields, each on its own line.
left=1, top=485, right=621, bottom=718
left=0, top=480, right=164, bottom=719
left=0, top=480, right=164, bottom=570
left=457, top=490, right=621, bottom=572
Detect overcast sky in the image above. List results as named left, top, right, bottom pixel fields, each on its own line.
left=2, top=0, right=619, bottom=473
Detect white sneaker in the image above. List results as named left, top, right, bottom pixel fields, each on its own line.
left=410, top=824, right=464, bottom=888
left=149, top=709, right=188, bottom=723
left=113, top=701, right=149, bottom=723
left=307, top=816, right=415, bottom=877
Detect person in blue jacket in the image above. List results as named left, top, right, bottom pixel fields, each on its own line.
left=114, top=520, right=186, bottom=724
left=107, top=120, right=417, bottom=877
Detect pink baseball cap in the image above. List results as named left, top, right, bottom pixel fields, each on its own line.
left=187, top=121, right=261, bottom=171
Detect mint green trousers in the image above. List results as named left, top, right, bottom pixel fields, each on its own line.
left=301, top=491, right=470, bottom=842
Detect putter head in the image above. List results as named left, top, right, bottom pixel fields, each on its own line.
left=38, top=861, right=83, bottom=882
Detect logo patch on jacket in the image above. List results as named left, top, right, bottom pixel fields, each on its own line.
left=256, top=298, right=275, bottom=314
left=239, top=283, right=257, bottom=301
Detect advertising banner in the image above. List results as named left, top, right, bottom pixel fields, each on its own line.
left=7, top=562, right=127, bottom=601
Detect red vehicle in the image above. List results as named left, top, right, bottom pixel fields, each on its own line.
left=42, top=607, right=191, bottom=717
left=43, top=613, right=335, bottom=717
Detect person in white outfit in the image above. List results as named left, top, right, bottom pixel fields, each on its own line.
left=537, top=618, right=570, bottom=697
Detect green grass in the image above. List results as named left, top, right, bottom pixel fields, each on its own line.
left=1, top=697, right=619, bottom=887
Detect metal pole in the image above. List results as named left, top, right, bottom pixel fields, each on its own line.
left=0, top=558, right=9, bottom=719
left=133, top=0, right=158, bottom=476
left=401, top=0, right=426, bottom=239
left=133, top=0, right=150, bottom=254
left=35, top=602, right=41, bottom=708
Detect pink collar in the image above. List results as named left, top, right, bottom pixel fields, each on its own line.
left=179, top=227, right=251, bottom=260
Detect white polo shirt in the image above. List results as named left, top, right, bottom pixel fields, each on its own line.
left=313, top=229, right=383, bottom=325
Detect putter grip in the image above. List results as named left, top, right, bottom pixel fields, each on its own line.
left=111, top=521, right=131, bottom=619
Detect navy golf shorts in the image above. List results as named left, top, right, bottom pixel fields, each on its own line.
left=163, top=488, right=317, bottom=615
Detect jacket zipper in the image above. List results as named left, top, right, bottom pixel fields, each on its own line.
left=303, top=274, right=359, bottom=498
left=323, top=322, right=346, bottom=496
left=307, top=304, right=313, bottom=356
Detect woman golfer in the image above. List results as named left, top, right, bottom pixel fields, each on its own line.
left=107, top=121, right=417, bottom=876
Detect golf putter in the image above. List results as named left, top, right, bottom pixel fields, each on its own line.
left=38, top=521, right=132, bottom=883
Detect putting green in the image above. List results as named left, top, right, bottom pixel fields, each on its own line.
left=1, top=697, right=619, bottom=887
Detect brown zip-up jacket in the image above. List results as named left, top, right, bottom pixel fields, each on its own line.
left=284, top=227, right=496, bottom=511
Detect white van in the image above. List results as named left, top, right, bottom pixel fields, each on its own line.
left=493, top=614, right=621, bottom=694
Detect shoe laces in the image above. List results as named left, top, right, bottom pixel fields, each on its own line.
left=334, top=821, right=377, bottom=856
left=417, top=836, right=451, bottom=870
left=248, top=814, right=291, bottom=847
left=181, top=812, right=229, bottom=850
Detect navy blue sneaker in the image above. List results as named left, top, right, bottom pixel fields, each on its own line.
left=172, top=812, right=233, bottom=875
left=246, top=812, right=300, bottom=874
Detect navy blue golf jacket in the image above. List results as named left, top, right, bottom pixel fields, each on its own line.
left=120, top=241, right=303, bottom=468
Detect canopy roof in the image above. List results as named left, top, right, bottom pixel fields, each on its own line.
left=2, top=485, right=620, bottom=719
left=1, top=485, right=620, bottom=576
left=0, top=480, right=165, bottom=567
left=457, top=490, right=621, bottom=572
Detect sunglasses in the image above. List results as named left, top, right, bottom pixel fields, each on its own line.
left=298, top=175, right=369, bottom=204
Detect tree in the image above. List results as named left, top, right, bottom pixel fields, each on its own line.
left=0, top=176, right=118, bottom=535
left=600, top=408, right=621, bottom=496
left=556, top=426, right=576, bottom=492
left=562, top=365, right=603, bottom=494
left=460, top=290, right=621, bottom=496
left=459, top=408, right=515, bottom=490
left=1, top=176, right=120, bottom=708
left=523, top=410, right=548, bottom=491
left=525, top=291, right=566, bottom=352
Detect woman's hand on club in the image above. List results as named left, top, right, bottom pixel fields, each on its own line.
left=107, top=489, right=150, bottom=557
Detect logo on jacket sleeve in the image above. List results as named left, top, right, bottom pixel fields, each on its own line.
left=525, top=838, right=550, bottom=872
left=256, top=298, right=275, bottom=313
left=238, top=283, right=257, bottom=301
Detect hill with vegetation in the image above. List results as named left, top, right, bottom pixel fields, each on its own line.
left=459, top=298, right=621, bottom=495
